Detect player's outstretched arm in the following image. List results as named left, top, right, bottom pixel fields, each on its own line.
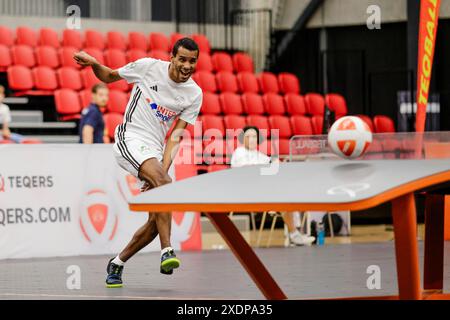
left=73, top=51, right=122, bottom=83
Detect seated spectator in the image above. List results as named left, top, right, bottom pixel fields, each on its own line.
left=230, top=126, right=315, bottom=246
left=79, top=83, right=109, bottom=144
left=0, top=85, right=24, bottom=143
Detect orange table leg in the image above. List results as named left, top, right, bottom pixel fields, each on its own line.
left=205, top=212, right=287, bottom=300
left=391, top=192, right=422, bottom=300
left=424, top=194, right=445, bottom=291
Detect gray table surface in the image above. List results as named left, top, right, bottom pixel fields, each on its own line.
left=130, top=159, right=450, bottom=205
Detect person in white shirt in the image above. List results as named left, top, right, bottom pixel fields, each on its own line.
left=74, top=38, right=203, bottom=287
left=0, top=85, right=24, bottom=143
left=230, top=126, right=315, bottom=246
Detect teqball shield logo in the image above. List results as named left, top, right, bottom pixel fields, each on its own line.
left=79, top=189, right=118, bottom=243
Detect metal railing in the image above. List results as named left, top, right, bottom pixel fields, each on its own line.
left=230, top=9, right=273, bottom=72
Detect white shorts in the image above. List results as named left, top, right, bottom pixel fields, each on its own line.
left=113, top=138, right=163, bottom=180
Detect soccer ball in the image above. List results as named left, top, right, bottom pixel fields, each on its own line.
left=328, top=116, right=372, bottom=159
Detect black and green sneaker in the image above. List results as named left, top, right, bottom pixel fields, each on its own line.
left=106, top=258, right=124, bottom=288
left=160, top=249, right=180, bottom=275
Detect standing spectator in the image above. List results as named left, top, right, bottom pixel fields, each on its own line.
left=0, top=85, right=24, bottom=143
left=79, top=83, right=109, bottom=144
left=231, top=126, right=315, bottom=246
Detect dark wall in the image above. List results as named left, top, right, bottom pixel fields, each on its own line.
left=273, top=20, right=449, bottom=130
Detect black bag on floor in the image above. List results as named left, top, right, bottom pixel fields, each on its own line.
left=322, top=213, right=343, bottom=236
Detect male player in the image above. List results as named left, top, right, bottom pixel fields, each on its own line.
left=74, top=38, right=202, bottom=288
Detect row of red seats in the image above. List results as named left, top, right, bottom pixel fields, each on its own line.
left=193, top=71, right=300, bottom=94
left=201, top=92, right=347, bottom=117
left=0, top=44, right=173, bottom=71
left=0, top=44, right=256, bottom=75
left=104, top=112, right=395, bottom=143
left=6, top=66, right=130, bottom=95
left=0, top=25, right=211, bottom=53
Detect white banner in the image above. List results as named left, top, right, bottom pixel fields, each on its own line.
left=0, top=144, right=201, bottom=259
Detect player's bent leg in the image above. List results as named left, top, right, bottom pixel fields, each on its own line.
left=138, top=158, right=180, bottom=275
left=119, top=213, right=159, bottom=262
left=106, top=213, right=159, bottom=287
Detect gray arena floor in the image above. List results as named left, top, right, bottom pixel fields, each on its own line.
left=1, top=242, right=449, bottom=300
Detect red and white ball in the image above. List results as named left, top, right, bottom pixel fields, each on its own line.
left=328, top=116, right=372, bottom=159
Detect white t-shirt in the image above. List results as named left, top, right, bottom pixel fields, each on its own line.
left=0, top=103, right=12, bottom=129
left=230, top=146, right=271, bottom=168
left=117, top=58, right=203, bottom=149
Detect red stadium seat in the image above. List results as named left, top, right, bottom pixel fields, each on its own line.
left=246, top=115, right=270, bottom=137
left=201, top=92, right=221, bottom=115
left=212, top=52, right=234, bottom=73
left=258, top=72, right=280, bottom=94
left=170, top=33, right=186, bottom=50
left=192, top=71, right=217, bottom=93
left=35, top=46, right=60, bottom=69
left=0, top=45, right=12, bottom=72
left=104, top=113, right=123, bottom=140
left=126, top=49, right=147, bottom=63
left=16, top=26, right=37, bottom=47
left=84, top=30, right=105, bottom=50
left=263, top=93, right=286, bottom=115
left=224, top=115, right=246, bottom=130
left=149, top=50, right=170, bottom=61
left=305, top=93, right=325, bottom=116
left=0, top=26, right=14, bottom=47
left=84, top=47, right=104, bottom=65
left=62, top=29, right=83, bottom=49
left=268, top=115, right=292, bottom=138
left=191, top=34, right=211, bottom=54
left=79, top=89, right=92, bottom=107
left=278, top=72, right=300, bottom=94
left=277, top=139, right=291, bottom=155
left=216, top=72, right=238, bottom=93
left=237, top=72, right=259, bottom=94
left=232, top=52, right=254, bottom=73
left=54, top=89, right=82, bottom=118
left=284, top=93, right=306, bottom=115
left=290, top=115, right=313, bottom=135
left=80, top=68, right=101, bottom=89
left=149, top=32, right=170, bottom=52
left=220, top=93, right=244, bottom=115
left=241, top=93, right=264, bottom=115
left=202, top=115, right=225, bottom=138
left=356, top=114, right=374, bottom=132
left=7, top=65, right=34, bottom=92
left=104, top=49, right=127, bottom=69
left=107, top=90, right=128, bottom=114
left=57, top=67, right=82, bottom=91
left=107, top=31, right=127, bottom=51
left=32, top=66, right=58, bottom=91
left=108, top=79, right=129, bottom=92
left=325, top=93, right=348, bottom=118
left=374, top=115, right=395, bottom=133
left=11, top=45, right=36, bottom=67
left=128, top=31, right=148, bottom=51
left=39, top=28, right=60, bottom=48
left=311, top=115, right=324, bottom=135
left=196, top=53, right=213, bottom=72
left=59, top=46, right=82, bottom=69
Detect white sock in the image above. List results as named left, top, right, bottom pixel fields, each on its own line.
left=112, top=256, right=125, bottom=266
left=289, top=230, right=301, bottom=238
left=161, top=246, right=173, bottom=257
